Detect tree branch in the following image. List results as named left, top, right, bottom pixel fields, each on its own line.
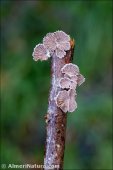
left=44, top=39, right=75, bottom=170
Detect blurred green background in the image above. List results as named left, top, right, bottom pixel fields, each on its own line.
left=1, top=1, right=112, bottom=170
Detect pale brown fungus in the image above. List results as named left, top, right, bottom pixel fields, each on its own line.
left=32, top=44, right=50, bottom=61
left=61, top=63, right=79, bottom=77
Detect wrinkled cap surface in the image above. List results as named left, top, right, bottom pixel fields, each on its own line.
left=54, top=31, right=70, bottom=51
left=55, top=48, right=66, bottom=58
left=43, top=33, right=57, bottom=51
left=61, top=63, right=79, bottom=77
left=32, top=44, right=50, bottom=61
left=55, top=90, right=69, bottom=112
left=59, top=77, right=77, bottom=89
left=64, top=73, right=85, bottom=87
left=55, top=89, right=77, bottom=113
left=43, top=31, right=71, bottom=58
left=54, top=31, right=70, bottom=42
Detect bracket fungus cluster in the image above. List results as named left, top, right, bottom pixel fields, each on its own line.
left=55, top=63, right=85, bottom=113
left=32, top=31, right=70, bottom=61
left=32, top=31, right=85, bottom=113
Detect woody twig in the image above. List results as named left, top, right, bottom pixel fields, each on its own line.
left=32, top=31, right=85, bottom=170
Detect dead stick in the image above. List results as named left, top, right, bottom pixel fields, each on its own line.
left=44, top=39, right=75, bottom=170
left=32, top=31, right=85, bottom=169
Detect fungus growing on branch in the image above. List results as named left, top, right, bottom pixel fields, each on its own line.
left=32, top=44, right=50, bottom=61
left=55, top=89, right=77, bottom=113
left=59, top=77, right=77, bottom=90
left=32, top=30, right=85, bottom=170
left=43, top=31, right=71, bottom=58
left=61, top=63, right=79, bottom=77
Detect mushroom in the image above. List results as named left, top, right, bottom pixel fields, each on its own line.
left=62, top=64, right=85, bottom=86
left=55, top=90, right=69, bottom=112
left=55, top=89, right=77, bottom=113
left=54, top=31, right=70, bottom=50
left=61, top=63, right=79, bottom=77
left=54, top=31, right=70, bottom=43
left=59, top=77, right=77, bottom=89
left=32, top=44, right=50, bottom=61
left=43, top=33, right=57, bottom=52
left=43, top=31, right=71, bottom=58
left=32, top=31, right=85, bottom=113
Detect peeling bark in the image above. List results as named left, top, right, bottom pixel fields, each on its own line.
left=44, top=39, right=75, bottom=170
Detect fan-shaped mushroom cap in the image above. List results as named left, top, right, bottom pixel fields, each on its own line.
left=77, top=74, right=85, bottom=86
left=59, top=77, right=77, bottom=89
left=54, top=31, right=70, bottom=42
left=61, top=63, right=79, bottom=77
left=55, top=90, right=69, bottom=113
left=43, top=33, right=57, bottom=52
left=43, top=31, right=71, bottom=58
left=54, top=31, right=70, bottom=51
left=55, top=89, right=77, bottom=113
left=32, top=44, right=50, bottom=61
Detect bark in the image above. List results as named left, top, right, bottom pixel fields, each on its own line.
left=44, top=39, right=75, bottom=170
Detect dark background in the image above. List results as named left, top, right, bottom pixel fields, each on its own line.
left=1, top=1, right=112, bottom=169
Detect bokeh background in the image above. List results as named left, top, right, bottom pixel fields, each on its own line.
left=1, top=1, right=112, bottom=170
